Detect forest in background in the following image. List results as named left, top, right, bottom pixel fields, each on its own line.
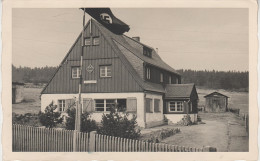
left=12, top=65, right=249, bottom=92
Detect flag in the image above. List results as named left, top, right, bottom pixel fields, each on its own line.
left=81, top=8, right=130, bottom=35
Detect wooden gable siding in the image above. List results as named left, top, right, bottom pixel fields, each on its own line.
left=146, top=64, right=181, bottom=84
left=67, top=21, right=117, bottom=61
left=42, top=21, right=143, bottom=94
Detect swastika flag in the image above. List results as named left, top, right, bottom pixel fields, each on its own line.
left=81, top=8, right=130, bottom=35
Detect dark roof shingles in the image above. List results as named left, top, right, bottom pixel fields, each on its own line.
left=165, top=84, right=195, bottom=98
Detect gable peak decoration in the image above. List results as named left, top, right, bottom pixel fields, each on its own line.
left=81, top=8, right=130, bottom=35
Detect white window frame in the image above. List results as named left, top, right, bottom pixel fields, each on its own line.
left=93, top=37, right=100, bottom=45
left=168, top=101, right=183, bottom=112
left=85, top=37, right=91, bottom=46
left=72, top=67, right=81, bottom=79
left=146, top=67, right=151, bottom=80
left=95, top=99, right=116, bottom=112
left=58, top=100, right=66, bottom=112
left=100, top=65, right=112, bottom=78
left=160, top=73, right=163, bottom=82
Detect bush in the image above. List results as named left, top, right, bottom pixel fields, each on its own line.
left=141, top=128, right=180, bottom=143
left=65, top=107, right=98, bottom=133
left=177, top=114, right=192, bottom=126
left=12, top=112, right=41, bottom=126
left=98, top=107, right=140, bottom=139
left=38, top=102, right=63, bottom=128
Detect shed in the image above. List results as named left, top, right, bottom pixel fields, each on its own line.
left=204, top=92, right=229, bottom=112
left=12, top=82, right=25, bottom=104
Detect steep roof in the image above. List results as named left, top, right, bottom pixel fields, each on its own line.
left=42, top=19, right=180, bottom=94
left=165, top=84, right=195, bottom=98
left=204, top=92, right=229, bottom=98
left=93, top=20, right=180, bottom=76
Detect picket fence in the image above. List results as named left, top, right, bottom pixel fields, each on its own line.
left=12, top=124, right=217, bottom=152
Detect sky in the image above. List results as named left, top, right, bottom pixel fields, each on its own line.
left=12, top=8, right=248, bottom=71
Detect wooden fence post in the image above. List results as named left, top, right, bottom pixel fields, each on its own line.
left=203, top=146, right=217, bottom=152
left=89, top=131, right=97, bottom=152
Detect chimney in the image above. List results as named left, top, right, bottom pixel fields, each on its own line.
left=132, top=36, right=140, bottom=42
left=156, top=48, right=159, bottom=53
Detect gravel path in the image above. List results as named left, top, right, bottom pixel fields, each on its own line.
left=141, top=112, right=248, bottom=152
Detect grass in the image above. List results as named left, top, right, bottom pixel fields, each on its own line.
left=12, top=88, right=42, bottom=115
left=196, top=87, right=248, bottom=114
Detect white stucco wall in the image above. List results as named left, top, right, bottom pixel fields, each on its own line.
left=41, top=92, right=146, bottom=127
left=165, top=113, right=198, bottom=124
left=145, top=93, right=164, bottom=127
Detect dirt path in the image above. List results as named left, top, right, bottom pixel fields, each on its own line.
left=141, top=112, right=248, bottom=152
left=161, top=119, right=229, bottom=151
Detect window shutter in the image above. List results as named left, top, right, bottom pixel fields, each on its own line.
left=83, top=98, right=94, bottom=113
left=145, top=98, right=152, bottom=113
left=127, top=97, right=137, bottom=112
left=154, top=99, right=160, bottom=112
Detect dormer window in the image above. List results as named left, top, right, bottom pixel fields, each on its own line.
left=143, top=46, right=152, bottom=58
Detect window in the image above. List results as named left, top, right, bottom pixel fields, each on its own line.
left=84, top=37, right=100, bottom=46
left=146, top=67, right=151, bottom=80
left=190, top=102, right=193, bottom=112
left=143, top=47, right=152, bottom=58
left=145, top=98, right=152, bottom=113
left=72, top=67, right=81, bottom=78
left=168, top=101, right=183, bottom=112
left=58, top=100, right=66, bottom=112
left=94, top=99, right=126, bottom=112
left=154, top=99, right=160, bottom=112
left=100, top=65, right=112, bottom=77
left=95, top=99, right=105, bottom=111
left=93, top=37, right=100, bottom=45
left=117, top=99, right=127, bottom=112
left=160, top=73, right=163, bottom=82
left=85, top=37, right=91, bottom=46
left=106, top=99, right=115, bottom=111
left=176, top=78, right=179, bottom=84
left=169, top=76, right=172, bottom=84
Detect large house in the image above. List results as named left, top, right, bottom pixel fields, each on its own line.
left=41, top=19, right=198, bottom=128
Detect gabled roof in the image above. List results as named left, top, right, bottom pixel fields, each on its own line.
left=94, top=20, right=180, bottom=76
left=165, top=83, right=195, bottom=98
left=204, top=92, right=229, bottom=98
left=42, top=19, right=180, bottom=94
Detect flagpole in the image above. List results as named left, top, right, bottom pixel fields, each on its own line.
left=73, top=8, right=85, bottom=152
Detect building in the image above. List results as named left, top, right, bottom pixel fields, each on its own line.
left=204, top=92, right=229, bottom=112
left=12, top=82, right=25, bottom=104
left=41, top=19, right=198, bottom=128
left=164, top=84, right=198, bottom=124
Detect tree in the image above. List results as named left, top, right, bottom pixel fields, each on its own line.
left=98, top=106, right=140, bottom=139
left=65, top=107, right=98, bottom=133
left=38, top=102, right=63, bottom=128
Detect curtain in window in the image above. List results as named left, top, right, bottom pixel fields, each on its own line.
left=126, top=97, right=137, bottom=112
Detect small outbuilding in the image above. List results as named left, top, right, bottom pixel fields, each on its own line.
left=164, top=84, right=199, bottom=124
left=204, top=92, right=229, bottom=112
left=12, top=82, right=25, bottom=104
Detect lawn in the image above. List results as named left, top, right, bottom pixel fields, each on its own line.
left=12, top=88, right=42, bottom=114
